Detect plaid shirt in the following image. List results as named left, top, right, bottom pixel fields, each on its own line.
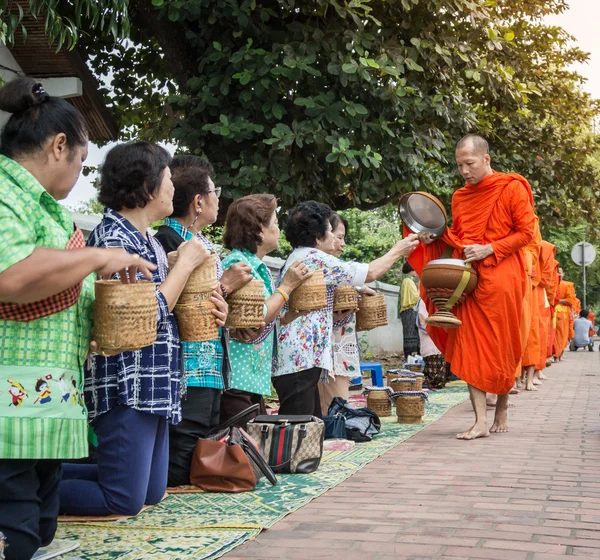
left=0, top=155, right=94, bottom=459
left=160, top=219, right=224, bottom=390
left=86, top=209, right=182, bottom=423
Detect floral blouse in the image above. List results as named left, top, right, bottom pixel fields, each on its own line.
left=274, top=247, right=368, bottom=378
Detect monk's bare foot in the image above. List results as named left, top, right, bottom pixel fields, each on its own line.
left=508, top=399, right=516, bottom=408
left=486, top=394, right=497, bottom=408
left=490, top=412, right=509, bottom=433
left=539, top=372, right=549, bottom=380
left=456, top=424, right=490, bottom=440
left=510, top=386, right=519, bottom=395
left=553, top=357, right=559, bottom=363
left=546, top=359, right=552, bottom=368
left=533, top=378, right=542, bottom=386
left=526, top=381, right=538, bottom=391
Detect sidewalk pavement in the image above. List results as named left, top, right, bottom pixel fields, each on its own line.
left=223, top=350, right=600, bottom=559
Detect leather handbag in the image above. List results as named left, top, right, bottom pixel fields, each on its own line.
left=246, top=415, right=324, bottom=474
left=190, top=404, right=277, bottom=492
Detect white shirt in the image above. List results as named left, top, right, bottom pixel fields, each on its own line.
left=417, top=299, right=442, bottom=358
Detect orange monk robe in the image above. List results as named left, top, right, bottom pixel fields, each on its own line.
left=571, top=298, right=581, bottom=340
left=535, top=241, right=557, bottom=371
left=553, top=280, right=576, bottom=357
left=588, top=311, right=595, bottom=337
left=408, top=172, right=535, bottom=395
left=521, top=219, right=542, bottom=368
left=547, top=262, right=560, bottom=357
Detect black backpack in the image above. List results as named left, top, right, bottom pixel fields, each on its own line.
left=327, top=397, right=382, bottom=442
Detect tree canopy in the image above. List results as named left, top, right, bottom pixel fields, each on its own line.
left=5, top=0, right=598, bottom=229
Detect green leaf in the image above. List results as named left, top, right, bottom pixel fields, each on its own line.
left=272, top=104, right=283, bottom=120
left=342, top=62, right=358, bottom=74
left=213, top=41, right=222, bottom=51
left=504, top=31, right=515, bottom=41
left=354, top=103, right=368, bottom=115
left=151, top=0, right=164, bottom=6
left=326, top=152, right=339, bottom=163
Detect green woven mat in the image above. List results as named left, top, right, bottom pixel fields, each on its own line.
left=56, top=384, right=468, bottom=559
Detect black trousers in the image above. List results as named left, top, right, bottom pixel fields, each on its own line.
left=272, top=368, right=322, bottom=418
left=0, top=459, right=62, bottom=560
left=168, top=387, right=221, bottom=487
left=220, top=389, right=267, bottom=428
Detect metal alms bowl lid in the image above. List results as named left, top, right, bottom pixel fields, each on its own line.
left=398, top=191, right=448, bottom=237
left=427, top=258, right=467, bottom=267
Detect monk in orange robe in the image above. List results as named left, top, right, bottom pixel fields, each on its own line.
left=409, top=134, right=535, bottom=440
left=571, top=298, right=581, bottom=341
left=547, top=261, right=560, bottom=359
left=521, top=219, right=542, bottom=391
left=535, top=241, right=557, bottom=379
left=553, top=271, right=576, bottom=361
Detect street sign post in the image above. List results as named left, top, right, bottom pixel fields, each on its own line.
left=571, top=242, right=596, bottom=310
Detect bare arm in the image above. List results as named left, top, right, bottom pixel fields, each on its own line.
left=264, top=259, right=313, bottom=323
left=365, top=234, right=420, bottom=282
left=0, top=247, right=155, bottom=304
left=159, top=238, right=211, bottom=311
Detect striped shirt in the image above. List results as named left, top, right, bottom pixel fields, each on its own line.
left=0, top=155, right=94, bottom=459
left=85, top=209, right=182, bottom=423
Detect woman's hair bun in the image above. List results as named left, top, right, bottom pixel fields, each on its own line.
left=0, top=77, right=49, bottom=114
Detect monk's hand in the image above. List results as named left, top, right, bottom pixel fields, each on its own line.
left=417, top=232, right=436, bottom=245
left=464, top=244, right=494, bottom=263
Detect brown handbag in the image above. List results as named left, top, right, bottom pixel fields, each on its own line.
left=190, top=404, right=277, bottom=493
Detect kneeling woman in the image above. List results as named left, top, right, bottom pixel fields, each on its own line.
left=59, top=142, right=226, bottom=516
left=220, top=194, right=310, bottom=423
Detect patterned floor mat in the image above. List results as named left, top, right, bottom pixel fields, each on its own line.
left=56, top=384, right=468, bottom=559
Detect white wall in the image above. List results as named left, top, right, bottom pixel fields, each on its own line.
left=74, top=213, right=403, bottom=356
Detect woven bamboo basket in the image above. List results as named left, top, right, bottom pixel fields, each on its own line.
left=174, top=299, right=219, bottom=342
left=225, top=279, right=265, bottom=329
left=393, top=391, right=427, bottom=424
left=389, top=377, right=422, bottom=392
left=386, top=369, right=413, bottom=386
left=366, top=389, right=392, bottom=417
left=289, top=270, right=327, bottom=312
left=404, top=363, right=425, bottom=373
left=94, top=280, right=158, bottom=353
left=333, top=285, right=359, bottom=312
left=356, top=294, right=388, bottom=331
left=168, top=251, right=218, bottom=294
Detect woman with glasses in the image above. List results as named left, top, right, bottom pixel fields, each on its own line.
left=154, top=155, right=252, bottom=487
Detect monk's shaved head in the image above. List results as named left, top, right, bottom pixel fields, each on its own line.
left=456, top=134, right=489, bottom=155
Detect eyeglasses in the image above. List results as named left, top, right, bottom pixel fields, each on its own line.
left=208, top=187, right=222, bottom=198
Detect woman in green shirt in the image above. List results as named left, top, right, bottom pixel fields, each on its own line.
left=0, top=78, right=153, bottom=560
left=220, top=194, right=310, bottom=423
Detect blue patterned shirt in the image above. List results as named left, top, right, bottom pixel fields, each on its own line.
left=85, top=209, right=182, bottom=423
left=157, top=218, right=224, bottom=390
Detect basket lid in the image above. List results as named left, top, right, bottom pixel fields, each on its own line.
left=362, top=386, right=394, bottom=394
left=398, top=191, right=447, bottom=237
left=391, top=390, right=429, bottom=399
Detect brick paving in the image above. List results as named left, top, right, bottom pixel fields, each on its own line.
left=223, top=351, right=600, bottom=559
